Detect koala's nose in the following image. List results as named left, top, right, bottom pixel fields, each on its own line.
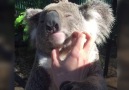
left=45, top=11, right=60, bottom=33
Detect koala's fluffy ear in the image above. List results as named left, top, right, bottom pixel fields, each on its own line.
left=79, top=0, right=115, bottom=45
left=25, top=8, right=42, bottom=46
left=25, top=8, right=42, bottom=29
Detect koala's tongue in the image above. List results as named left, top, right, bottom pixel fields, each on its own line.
left=49, top=32, right=66, bottom=47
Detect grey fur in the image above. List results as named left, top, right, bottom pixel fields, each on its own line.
left=25, top=0, right=114, bottom=90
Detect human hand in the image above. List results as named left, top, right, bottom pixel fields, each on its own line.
left=51, top=32, right=95, bottom=88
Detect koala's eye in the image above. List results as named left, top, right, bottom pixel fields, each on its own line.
left=65, top=14, right=72, bottom=18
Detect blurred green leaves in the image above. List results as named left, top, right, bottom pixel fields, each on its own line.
left=15, top=12, right=25, bottom=28
left=15, top=12, right=29, bottom=42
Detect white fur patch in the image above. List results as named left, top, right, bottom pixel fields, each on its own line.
left=89, top=49, right=99, bottom=63
left=38, top=55, right=52, bottom=69
left=82, top=18, right=98, bottom=39
left=81, top=10, right=101, bottom=42
left=26, top=8, right=42, bottom=19
left=89, top=10, right=102, bottom=20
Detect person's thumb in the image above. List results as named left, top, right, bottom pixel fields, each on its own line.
left=51, top=49, right=60, bottom=67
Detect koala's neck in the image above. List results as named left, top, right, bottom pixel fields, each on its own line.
left=36, top=50, right=51, bottom=69
left=36, top=47, right=71, bottom=69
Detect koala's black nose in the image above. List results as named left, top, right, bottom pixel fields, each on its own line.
left=45, top=11, right=60, bottom=33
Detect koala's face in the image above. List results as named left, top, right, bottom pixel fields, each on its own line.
left=26, top=1, right=114, bottom=54
left=36, top=2, right=84, bottom=49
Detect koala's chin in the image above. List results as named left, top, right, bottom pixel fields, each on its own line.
left=49, top=31, right=66, bottom=48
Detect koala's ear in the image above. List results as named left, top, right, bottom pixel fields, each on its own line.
left=25, top=8, right=42, bottom=27
left=79, top=1, right=115, bottom=44
left=25, top=8, right=42, bottom=47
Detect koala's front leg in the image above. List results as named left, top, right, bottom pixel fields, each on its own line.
left=25, top=66, right=51, bottom=90
left=60, top=61, right=107, bottom=90
left=25, top=53, right=51, bottom=90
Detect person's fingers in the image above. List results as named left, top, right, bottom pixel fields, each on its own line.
left=71, top=32, right=78, bottom=47
left=72, top=32, right=78, bottom=39
left=51, top=49, right=60, bottom=67
left=73, top=33, right=86, bottom=51
left=83, top=32, right=95, bottom=51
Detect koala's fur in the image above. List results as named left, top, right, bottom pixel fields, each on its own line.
left=25, top=0, right=114, bottom=90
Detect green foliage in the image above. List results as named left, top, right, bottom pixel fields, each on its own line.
left=15, top=12, right=25, bottom=28
left=14, top=0, right=52, bottom=43
left=15, top=12, right=29, bottom=42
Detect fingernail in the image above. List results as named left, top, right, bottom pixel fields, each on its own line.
left=72, top=32, right=78, bottom=38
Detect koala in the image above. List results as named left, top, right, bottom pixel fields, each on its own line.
left=25, top=0, right=114, bottom=90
